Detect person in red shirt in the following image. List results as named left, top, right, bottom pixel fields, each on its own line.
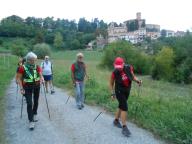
left=16, top=52, right=44, bottom=130
left=110, top=57, right=142, bottom=137
left=71, top=52, right=89, bottom=110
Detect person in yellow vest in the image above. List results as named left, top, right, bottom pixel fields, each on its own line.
left=16, top=52, right=44, bottom=130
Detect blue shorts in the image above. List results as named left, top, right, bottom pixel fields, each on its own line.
left=43, top=75, right=52, bottom=81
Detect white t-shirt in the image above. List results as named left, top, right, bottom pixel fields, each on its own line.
left=41, top=61, right=52, bottom=75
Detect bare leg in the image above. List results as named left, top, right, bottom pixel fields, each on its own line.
left=115, top=108, right=121, bottom=120
left=48, top=81, right=52, bottom=91
left=45, top=81, right=48, bottom=93
left=121, top=111, right=127, bottom=126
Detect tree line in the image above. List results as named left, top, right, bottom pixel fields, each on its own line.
left=0, top=15, right=108, bottom=50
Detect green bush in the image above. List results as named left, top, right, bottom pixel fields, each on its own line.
left=0, top=38, right=3, bottom=45
left=11, top=39, right=28, bottom=57
left=70, top=39, right=81, bottom=50
left=100, top=40, right=151, bottom=74
left=33, top=43, right=51, bottom=59
left=54, top=32, right=63, bottom=50
left=150, top=35, right=192, bottom=84
left=152, top=47, right=175, bottom=81
left=175, top=58, right=192, bottom=84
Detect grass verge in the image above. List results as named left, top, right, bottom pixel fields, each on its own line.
left=0, top=54, right=17, bottom=144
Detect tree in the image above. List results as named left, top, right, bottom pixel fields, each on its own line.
left=44, top=32, right=55, bottom=44
left=78, top=18, right=93, bottom=33
left=35, top=31, right=44, bottom=43
left=43, top=17, right=55, bottom=29
left=25, top=17, right=43, bottom=28
left=152, top=47, right=175, bottom=80
left=161, top=29, right=167, bottom=38
left=33, top=43, right=51, bottom=59
left=70, top=39, right=81, bottom=50
left=11, top=39, right=28, bottom=57
left=53, top=32, right=63, bottom=49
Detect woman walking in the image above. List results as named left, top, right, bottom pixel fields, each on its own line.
left=110, top=57, right=142, bottom=137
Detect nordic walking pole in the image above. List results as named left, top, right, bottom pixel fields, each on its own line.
left=93, top=112, right=102, bottom=122
left=65, top=95, right=70, bottom=104
left=52, top=74, right=55, bottom=92
left=16, top=83, right=18, bottom=100
left=42, top=82, right=51, bottom=119
left=20, top=95, right=24, bottom=119
left=40, top=83, right=43, bottom=94
left=51, top=62, right=55, bottom=94
left=66, top=83, right=75, bottom=104
left=134, top=81, right=142, bottom=119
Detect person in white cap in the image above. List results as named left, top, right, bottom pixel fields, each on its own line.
left=41, top=56, right=54, bottom=94
left=71, top=52, right=89, bottom=109
left=16, top=52, right=44, bottom=130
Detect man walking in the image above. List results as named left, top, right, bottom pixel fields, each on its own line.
left=41, top=56, right=55, bottom=94
left=16, top=52, right=44, bottom=130
left=71, top=53, right=89, bottom=110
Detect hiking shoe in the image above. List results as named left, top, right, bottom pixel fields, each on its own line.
left=77, top=106, right=82, bottom=110
left=81, top=104, right=84, bottom=108
left=33, top=114, right=38, bottom=122
left=113, top=119, right=122, bottom=128
left=51, top=90, right=55, bottom=94
left=29, top=122, right=35, bottom=130
left=122, top=126, right=131, bottom=137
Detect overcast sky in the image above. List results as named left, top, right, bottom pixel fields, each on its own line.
left=0, top=0, right=191, bottom=31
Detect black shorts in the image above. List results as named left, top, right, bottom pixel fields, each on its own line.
left=115, top=88, right=131, bottom=111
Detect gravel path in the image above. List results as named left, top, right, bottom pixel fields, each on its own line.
left=5, top=79, right=165, bottom=144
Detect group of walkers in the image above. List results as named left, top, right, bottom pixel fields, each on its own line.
left=15, top=51, right=142, bottom=137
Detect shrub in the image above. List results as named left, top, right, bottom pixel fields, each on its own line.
left=100, top=40, right=151, bottom=74
left=33, top=43, right=51, bottom=59
left=11, top=39, right=28, bottom=57
left=0, top=38, right=3, bottom=45
left=175, top=58, right=192, bottom=83
left=152, top=47, right=175, bottom=81
left=54, top=32, right=63, bottom=50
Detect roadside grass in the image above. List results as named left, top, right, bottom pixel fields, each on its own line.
left=0, top=54, right=17, bottom=144
left=51, top=50, right=192, bottom=144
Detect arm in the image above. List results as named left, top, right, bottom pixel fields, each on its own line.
left=38, top=66, right=44, bottom=83
left=84, top=64, right=89, bottom=79
left=130, top=66, right=142, bottom=86
left=109, top=73, right=116, bottom=99
left=71, top=72, right=75, bottom=85
left=39, top=72, right=44, bottom=83
left=16, top=73, right=25, bottom=94
left=71, top=64, right=76, bottom=86
left=51, top=62, right=53, bottom=75
left=40, top=62, right=44, bottom=69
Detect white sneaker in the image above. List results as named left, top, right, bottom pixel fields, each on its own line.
left=33, top=115, right=38, bottom=122
left=29, top=122, right=35, bottom=130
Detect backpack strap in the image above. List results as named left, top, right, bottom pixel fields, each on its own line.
left=124, top=64, right=133, bottom=81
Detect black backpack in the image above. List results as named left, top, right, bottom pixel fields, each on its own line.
left=113, top=64, right=133, bottom=89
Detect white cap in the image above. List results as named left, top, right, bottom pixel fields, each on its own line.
left=45, top=55, right=49, bottom=59
left=76, top=52, right=84, bottom=58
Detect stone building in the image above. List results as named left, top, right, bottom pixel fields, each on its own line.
left=107, top=12, right=161, bottom=44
